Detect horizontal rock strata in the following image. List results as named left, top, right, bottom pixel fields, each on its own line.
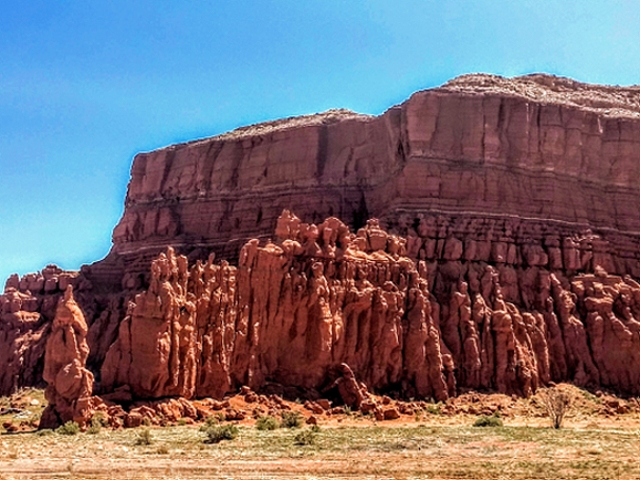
left=5, top=73, right=640, bottom=401
left=101, top=211, right=640, bottom=400
left=102, top=212, right=453, bottom=401
left=105, top=74, right=640, bottom=283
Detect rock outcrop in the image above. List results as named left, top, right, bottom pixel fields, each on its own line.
left=100, top=211, right=640, bottom=401
left=106, top=74, right=640, bottom=283
left=102, top=212, right=452, bottom=401
left=5, top=73, right=640, bottom=402
left=0, top=288, right=46, bottom=395
left=39, top=286, right=95, bottom=429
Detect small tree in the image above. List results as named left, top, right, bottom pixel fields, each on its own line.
left=542, top=387, right=571, bottom=429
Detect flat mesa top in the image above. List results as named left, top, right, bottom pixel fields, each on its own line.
left=440, top=73, right=640, bottom=118
left=163, top=109, right=372, bottom=151
left=156, top=73, right=640, bottom=153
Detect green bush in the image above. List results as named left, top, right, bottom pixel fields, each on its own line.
left=294, top=429, right=316, bottom=446
left=135, top=428, right=154, bottom=445
left=280, top=411, right=303, bottom=429
left=425, top=403, right=442, bottom=415
left=203, top=424, right=238, bottom=444
left=56, top=421, right=80, bottom=435
left=199, top=415, right=221, bottom=432
left=473, top=414, right=503, bottom=428
left=256, top=415, right=279, bottom=431
left=87, top=420, right=101, bottom=435
left=87, top=411, right=109, bottom=434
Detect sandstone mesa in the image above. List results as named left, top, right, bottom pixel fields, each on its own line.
left=4, top=73, right=640, bottom=427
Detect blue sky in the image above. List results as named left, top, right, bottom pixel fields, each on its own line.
left=2, top=0, right=640, bottom=283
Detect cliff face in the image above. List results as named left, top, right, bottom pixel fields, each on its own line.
left=101, top=211, right=640, bottom=400
left=107, top=74, right=640, bottom=283
left=5, top=73, right=640, bottom=400
left=102, top=212, right=452, bottom=401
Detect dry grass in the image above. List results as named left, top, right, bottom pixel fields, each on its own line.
left=1, top=422, right=640, bottom=478
left=1, top=385, right=640, bottom=479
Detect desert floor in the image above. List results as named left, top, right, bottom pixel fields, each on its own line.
left=2, top=386, right=640, bottom=479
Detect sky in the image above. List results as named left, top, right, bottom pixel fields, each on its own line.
left=1, top=0, right=640, bottom=283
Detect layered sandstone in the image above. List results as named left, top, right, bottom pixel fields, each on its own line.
left=5, top=73, right=640, bottom=402
left=105, top=74, right=640, bottom=286
left=99, top=211, right=640, bottom=401
left=102, top=212, right=452, bottom=401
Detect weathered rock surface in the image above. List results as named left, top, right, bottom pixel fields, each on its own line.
left=39, top=286, right=95, bottom=429
left=0, top=288, right=45, bottom=395
left=5, top=73, right=640, bottom=402
left=100, top=211, right=640, bottom=401
left=102, top=212, right=452, bottom=401
left=106, top=74, right=640, bottom=283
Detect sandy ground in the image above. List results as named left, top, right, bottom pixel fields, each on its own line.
left=2, top=385, right=640, bottom=479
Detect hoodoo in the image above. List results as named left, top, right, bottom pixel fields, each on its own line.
left=4, top=73, right=640, bottom=408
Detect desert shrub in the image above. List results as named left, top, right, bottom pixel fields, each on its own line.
left=28, top=412, right=42, bottom=427
left=425, top=403, right=442, bottom=415
left=311, top=424, right=321, bottom=433
left=135, top=428, right=154, bottom=445
left=199, top=415, right=221, bottom=432
left=203, top=424, right=238, bottom=444
left=56, top=421, right=80, bottom=435
left=36, top=428, right=53, bottom=436
left=473, top=413, right=503, bottom=428
left=177, top=418, right=188, bottom=426
left=294, top=429, right=316, bottom=446
left=87, top=419, right=102, bottom=435
left=280, top=411, right=303, bottom=429
left=256, top=415, right=279, bottom=431
left=542, top=387, right=571, bottom=429
left=156, top=444, right=169, bottom=454
left=87, top=411, right=109, bottom=434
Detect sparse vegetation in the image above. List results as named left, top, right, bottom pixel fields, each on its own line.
left=135, top=428, right=153, bottom=445
left=1, top=386, right=639, bottom=478
left=56, top=421, right=80, bottom=435
left=155, top=444, right=169, bottom=454
left=542, top=387, right=571, bottom=429
left=425, top=402, right=442, bottom=415
left=199, top=415, right=221, bottom=432
left=87, top=411, right=109, bottom=434
left=203, top=424, right=238, bottom=444
left=256, top=415, right=279, bottom=430
left=473, top=412, right=504, bottom=428
left=280, top=411, right=303, bottom=429
left=293, top=429, right=316, bottom=445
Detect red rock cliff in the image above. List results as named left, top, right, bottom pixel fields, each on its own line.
left=101, top=211, right=640, bottom=400
left=102, top=212, right=453, bottom=401
left=5, top=73, right=640, bottom=400
left=107, top=74, right=640, bottom=284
